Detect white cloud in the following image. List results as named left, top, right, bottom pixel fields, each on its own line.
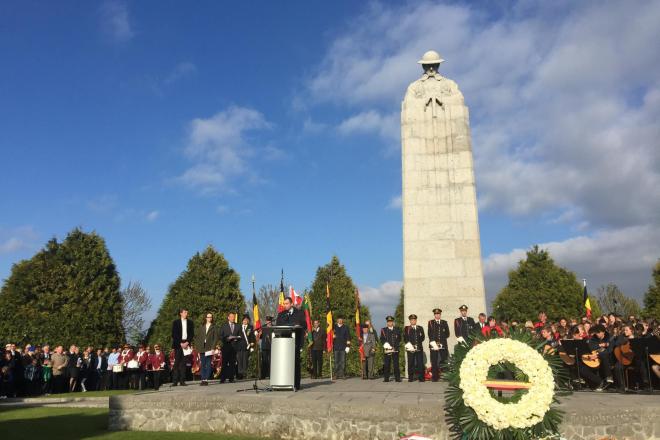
left=145, top=210, right=159, bottom=222
left=100, top=0, right=134, bottom=43
left=337, top=110, right=399, bottom=152
left=387, top=195, right=401, bottom=210
left=483, top=225, right=660, bottom=303
left=177, top=106, right=273, bottom=194
left=304, top=1, right=660, bottom=231
left=359, top=280, right=402, bottom=322
left=163, top=62, right=196, bottom=85
left=0, top=226, right=37, bottom=254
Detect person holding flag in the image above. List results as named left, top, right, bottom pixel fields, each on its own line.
left=310, top=319, right=326, bottom=379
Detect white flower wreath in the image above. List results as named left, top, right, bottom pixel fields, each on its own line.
left=459, top=338, right=555, bottom=430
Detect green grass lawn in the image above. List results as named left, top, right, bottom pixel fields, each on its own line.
left=0, top=407, right=265, bottom=439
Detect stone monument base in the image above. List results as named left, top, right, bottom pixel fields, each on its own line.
left=109, top=378, right=660, bottom=439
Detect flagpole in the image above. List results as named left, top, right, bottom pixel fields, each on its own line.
left=252, top=275, right=260, bottom=383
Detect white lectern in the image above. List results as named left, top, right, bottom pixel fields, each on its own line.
left=269, top=325, right=298, bottom=391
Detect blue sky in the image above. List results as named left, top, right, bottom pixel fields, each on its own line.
left=1, top=1, right=659, bottom=322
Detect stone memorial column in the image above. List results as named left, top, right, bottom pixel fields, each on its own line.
left=401, top=51, right=487, bottom=359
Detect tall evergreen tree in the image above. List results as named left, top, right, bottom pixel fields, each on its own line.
left=492, top=246, right=584, bottom=322
left=643, top=260, right=660, bottom=320
left=146, top=246, right=244, bottom=348
left=307, top=256, right=371, bottom=376
left=0, top=228, right=124, bottom=347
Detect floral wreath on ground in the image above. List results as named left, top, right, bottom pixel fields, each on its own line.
left=444, top=329, right=568, bottom=440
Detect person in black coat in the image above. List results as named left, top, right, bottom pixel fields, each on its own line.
left=259, top=317, right=274, bottom=379
left=171, top=308, right=194, bottom=386
left=454, top=304, right=475, bottom=344
left=380, top=316, right=402, bottom=382
left=219, top=312, right=241, bottom=383
left=404, top=314, right=425, bottom=382
left=428, top=308, right=450, bottom=381
left=92, top=348, right=108, bottom=391
left=236, top=315, right=256, bottom=379
left=310, top=320, right=326, bottom=379
left=275, top=297, right=306, bottom=390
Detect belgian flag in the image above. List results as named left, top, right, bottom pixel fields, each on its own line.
left=325, top=283, right=333, bottom=353
left=583, top=279, right=592, bottom=319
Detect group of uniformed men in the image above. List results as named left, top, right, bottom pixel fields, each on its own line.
left=380, top=304, right=475, bottom=382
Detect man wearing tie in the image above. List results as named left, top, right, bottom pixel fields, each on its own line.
left=276, top=297, right=306, bottom=390
left=171, top=308, right=195, bottom=387
left=454, top=305, right=475, bottom=345
left=219, top=312, right=240, bottom=383
left=427, top=308, right=450, bottom=382
left=475, top=313, right=487, bottom=333
left=404, top=314, right=425, bottom=382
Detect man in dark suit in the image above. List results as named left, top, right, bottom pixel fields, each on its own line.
left=310, top=319, right=326, bottom=379
left=219, top=312, right=240, bottom=383
left=236, top=314, right=256, bottom=380
left=428, top=308, right=450, bottom=382
left=332, top=317, right=350, bottom=379
left=454, top=304, right=475, bottom=345
left=380, top=316, right=402, bottom=382
left=259, top=316, right=273, bottom=379
left=276, top=297, right=306, bottom=390
left=171, top=308, right=195, bottom=386
left=404, top=314, right=425, bottom=382
left=92, top=348, right=108, bottom=390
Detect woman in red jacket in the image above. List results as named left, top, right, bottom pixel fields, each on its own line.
left=482, top=316, right=504, bottom=337
left=118, top=344, right=134, bottom=389
left=147, top=344, right=166, bottom=391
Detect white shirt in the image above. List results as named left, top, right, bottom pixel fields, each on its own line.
left=181, top=319, right=188, bottom=340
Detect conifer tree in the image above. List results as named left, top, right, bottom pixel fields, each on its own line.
left=492, top=246, right=583, bottom=322
left=0, top=228, right=124, bottom=347
left=146, top=246, right=244, bottom=348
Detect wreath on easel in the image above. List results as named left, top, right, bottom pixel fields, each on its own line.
left=444, top=329, right=567, bottom=439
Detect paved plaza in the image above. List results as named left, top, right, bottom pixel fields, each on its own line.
left=108, top=378, right=660, bottom=439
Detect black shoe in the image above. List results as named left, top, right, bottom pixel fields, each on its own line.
left=180, top=382, right=187, bottom=386
left=408, top=379, right=414, bottom=382
left=383, top=379, right=390, bottom=382
left=171, top=383, right=178, bottom=387
left=395, top=379, right=402, bottom=382
left=229, top=379, right=235, bottom=383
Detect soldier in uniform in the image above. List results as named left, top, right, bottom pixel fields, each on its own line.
left=454, top=305, right=475, bottom=345
left=404, top=314, right=425, bottom=382
left=380, top=316, right=401, bottom=382
left=428, top=308, right=450, bottom=381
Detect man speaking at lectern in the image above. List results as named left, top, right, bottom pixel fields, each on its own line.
left=276, top=297, right=306, bottom=390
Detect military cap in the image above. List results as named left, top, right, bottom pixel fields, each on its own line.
left=433, top=308, right=442, bottom=314
left=386, top=315, right=395, bottom=322
left=408, top=314, right=417, bottom=320
left=459, top=304, right=468, bottom=311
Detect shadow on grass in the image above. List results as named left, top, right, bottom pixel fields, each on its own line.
left=0, top=407, right=107, bottom=439
left=0, top=407, right=265, bottom=439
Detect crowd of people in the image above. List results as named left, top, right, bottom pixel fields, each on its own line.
left=1, top=299, right=659, bottom=398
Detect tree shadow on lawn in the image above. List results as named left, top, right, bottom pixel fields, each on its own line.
left=0, top=407, right=265, bottom=439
